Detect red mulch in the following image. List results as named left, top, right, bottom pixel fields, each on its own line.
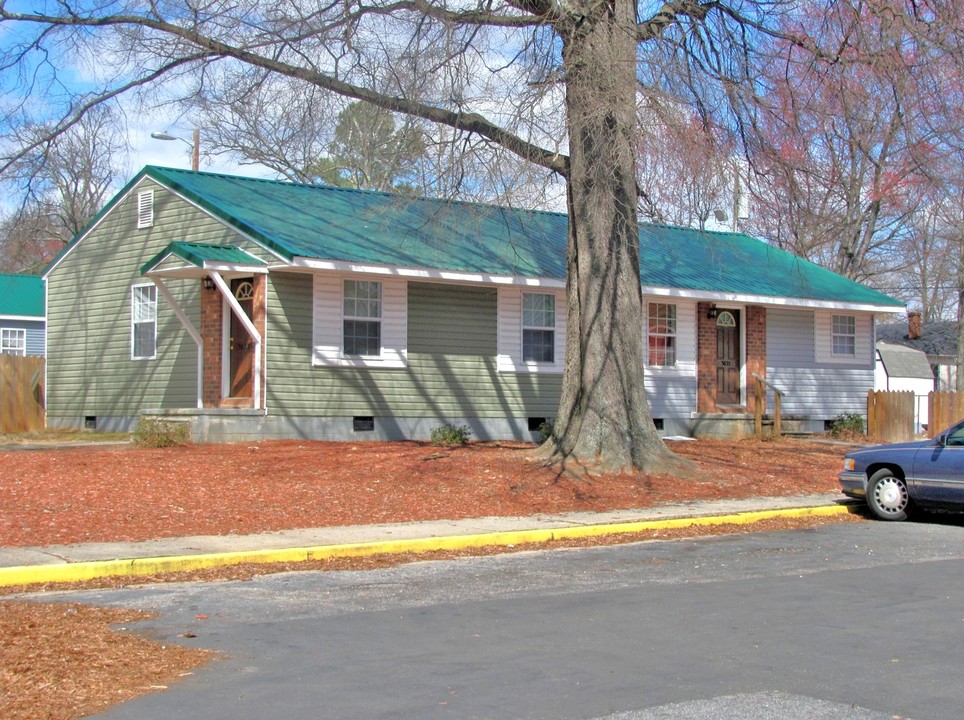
left=0, top=437, right=858, bottom=720
left=0, top=438, right=852, bottom=548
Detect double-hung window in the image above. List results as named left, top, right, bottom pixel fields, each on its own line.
left=522, top=292, right=555, bottom=363
left=343, top=280, right=382, bottom=356
left=0, top=328, right=26, bottom=356
left=647, top=303, right=677, bottom=367
left=131, top=284, right=157, bottom=359
left=831, top=314, right=856, bottom=357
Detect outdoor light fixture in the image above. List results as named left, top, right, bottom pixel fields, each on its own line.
left=203, top=276, right=215, bottom=291
left=150, top=128, right=200, bottom=171
left=707, top=304, right=719, bottom=320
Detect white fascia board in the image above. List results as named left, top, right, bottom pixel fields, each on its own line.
left=201, top=261, right=269, bottom=274
left=0, top=314, right=45, bottom=322
left=290, top=256, right=566, bottom=288
left=642, top=285, right=906, bottom=314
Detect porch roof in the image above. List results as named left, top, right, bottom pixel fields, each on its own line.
left=140, top=242, right=268, bottom=278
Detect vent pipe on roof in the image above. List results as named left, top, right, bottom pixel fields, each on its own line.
left=908, top=311, right=922, bottom=340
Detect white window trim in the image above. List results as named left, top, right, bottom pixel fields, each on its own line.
left=641, top=298, right=698, bottom=379
left=521, top=291, right=557, bottom=364
left=831, top=313, right=857, bottom=358
left=497, top=287, right=566, bottom=373
left=815, top=310, right=868, bottom=365
left=312, top=273, right=407, bottom=368
left=0, top=328, right=26, bottom=356
left=136, top=189, right=154, bottom=229
left=646, top=301, right=678, bottom=368
left=343, top=279, right=383, bottom=358
left=131, top=283, right=158, bottom=360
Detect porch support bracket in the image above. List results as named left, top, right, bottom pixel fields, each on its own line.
left=150, top=277, right=203, bottom=409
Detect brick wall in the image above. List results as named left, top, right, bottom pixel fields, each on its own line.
left=199, top=274, right=266, bottom=408
left=745, top=305, right=767, bottom=413
left=200, top=279, right=223, bottom=407
left=696, top=304, right=768, bottom=413
left=697, top=302, right=717, bottom=413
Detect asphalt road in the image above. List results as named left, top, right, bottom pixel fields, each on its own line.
left=37, top=518, right=964, bottom=720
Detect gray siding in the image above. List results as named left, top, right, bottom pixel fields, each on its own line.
left=643, top=299, right=698, bottom=420
left=266, top=277, right=561, bottom=421
left=45, top=179, right=273, bottom=426
left=766, top=307, right=874, bottom=418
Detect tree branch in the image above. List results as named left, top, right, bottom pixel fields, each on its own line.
left=0, top=5, right=570, bottom=176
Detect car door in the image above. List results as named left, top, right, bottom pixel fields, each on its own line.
left=911, top=421, right=964, bottom=506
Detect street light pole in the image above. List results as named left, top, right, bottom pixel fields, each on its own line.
left=150, top=129, right=200, bottom=170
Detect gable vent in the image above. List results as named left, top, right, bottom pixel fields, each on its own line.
left=136, top=190, right=154, bottom=229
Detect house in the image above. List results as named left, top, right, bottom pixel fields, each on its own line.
left=877, top=312, right=959, bottom=391
left=41, top=166, right=905, bottom=441
left=875, top=341, right=934, bottom=431
left=0, top=273, right=45, bottom=356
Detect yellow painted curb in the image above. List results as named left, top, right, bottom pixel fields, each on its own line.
left=0, top=504, right=853, bottom=588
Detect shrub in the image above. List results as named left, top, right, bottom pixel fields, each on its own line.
left=538, top=420, right=554, bottom=444
left=132, top=418, right=191, bottom=448
left=827, top=413, right=866, bottom=438
left=430, top=423, right=471, bottom=447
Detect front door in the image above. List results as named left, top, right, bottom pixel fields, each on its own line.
left=228, top=278, right=255, bottom=398
left=716, top=309, right=741, bottom=406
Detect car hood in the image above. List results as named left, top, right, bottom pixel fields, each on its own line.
left=848, top=439, right=933, bottom=457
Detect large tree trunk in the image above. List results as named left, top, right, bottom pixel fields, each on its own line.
left=543, top=0, right=691, bottom=476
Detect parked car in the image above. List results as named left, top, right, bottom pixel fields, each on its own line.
left=839, top=419, right=964, bottom=520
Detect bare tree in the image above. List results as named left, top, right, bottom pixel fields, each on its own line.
left=635, top=92, right=735, bottom=229
left=744, top=0, right=960, bottom=283
left=0, top=0, right=948, bottom=473
left=0, top=105, right=127, bottom=271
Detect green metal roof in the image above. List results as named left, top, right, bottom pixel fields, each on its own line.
left=48, top=166, right=905, bottom=310
left=0, top=273, right=44, bottom=318
left=141, top=242, right=268, bottom=276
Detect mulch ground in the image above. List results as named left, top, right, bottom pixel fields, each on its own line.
left=0, top=436, right=859, bottom=720
left=0, top=437, right=851, bottom=548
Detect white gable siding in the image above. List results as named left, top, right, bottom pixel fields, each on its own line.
left=643, top=298, right=697, bottom=418
left=767, top=307, right=874, bottom=418
left=312, top=273, right=408, bottom=368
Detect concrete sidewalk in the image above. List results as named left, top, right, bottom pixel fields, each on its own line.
left=0, top=493, right=856, bottom=588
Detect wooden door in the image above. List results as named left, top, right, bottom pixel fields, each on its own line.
left=715, top=310, right=741, bottom=406
left=229, top=278, right=255, bottom=398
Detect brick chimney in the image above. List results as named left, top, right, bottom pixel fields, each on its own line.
left=907, top=311, right=922, bottom=340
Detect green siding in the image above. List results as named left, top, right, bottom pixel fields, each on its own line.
left=45, top=179, right=272, bottom=422
left=408, top=283, right=496, bottom=355
left=265, top=278, right=561, bottom=418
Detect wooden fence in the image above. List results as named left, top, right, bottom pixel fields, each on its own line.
left=867, top=390, right=915, bottom=443
left=928, top=392, right=964, bottom=437
left=0, top=355, right=45, bottom=433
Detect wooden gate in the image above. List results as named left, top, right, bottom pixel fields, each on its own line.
left=928, top=392, right=964, bottom=437
left=0, top=355, right=45, bottom=433
left=867, top=390, right=915, bottom=443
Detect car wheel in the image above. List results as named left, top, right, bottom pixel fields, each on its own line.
left=866, top=469, right=912, bottom=521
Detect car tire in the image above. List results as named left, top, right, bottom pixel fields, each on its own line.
left=866, top=469, right=912, bottom=521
